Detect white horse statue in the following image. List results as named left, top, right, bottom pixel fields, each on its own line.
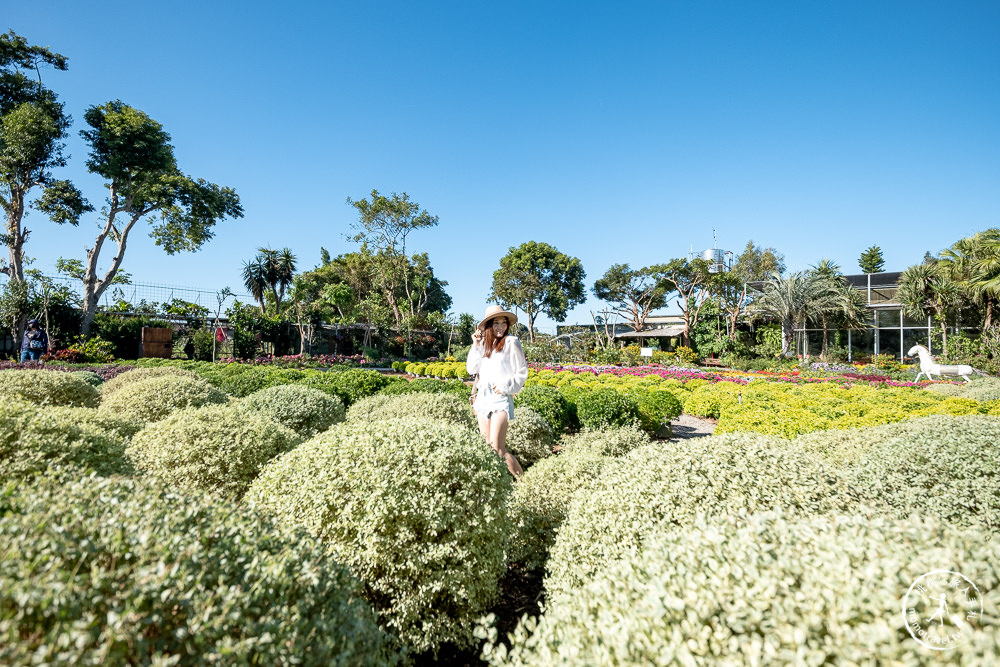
left=907, top=344, right=973, bottom=383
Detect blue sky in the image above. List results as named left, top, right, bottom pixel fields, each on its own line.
left=7, top=1, right=1000, bottom=331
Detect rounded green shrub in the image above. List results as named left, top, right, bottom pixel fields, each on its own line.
left=248, top=417, right=513, bottom=655
left=300, top=368, right=389, bottom=405
left=683, top=380, right=744, bottom=419
left=239, top=384, right=346, bottom=437
left=98, top=374, right=228, bottom=423
left=0, top=475, right=397, bottom=666
left=515, top=385, right=572, bottom=432
left=99, top=366, right=201, bottom=397
left=127, top=404, right=302, bottom=499
left=575, top=387, right=641, bottom=430
left=347, top=391, right=478, bottom=431
left=560, top=424, right=650, bottom=457
left=47, top=405, right=145, bottom=441
left=926, top=376, right=1000, bottom=402
left=506, top=407, right=555, bottom=466
left=495, top=512, right=1000, bottom=666
left=627, top=387, right=682, bottom=435
left=545, top=435, right=873, bottom=602
left=379, top=377, right=468, bottom=396
left=70, top=370, right=104, bottom=387
left=0, top=401, right=130, bottom=480
left=508, top=450, right=608, bottom=570
left=836, top=414, right=1000, bottom=533
left=0, top=369, right=99, bottom=408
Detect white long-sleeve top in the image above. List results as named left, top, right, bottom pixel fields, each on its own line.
left=466, top=336, right=528, bottom=395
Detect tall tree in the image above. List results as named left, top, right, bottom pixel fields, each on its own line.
left=750, top=272, right=833, bottom=357
left=242, top=247, right=296, bottom=314
left=807, top=259, right=866, bottom=358
left=714, top=241, right=785, bottom=339
left=1, top=31, right=91, bottom=284
left=62, top=101, right=242, bottom=335
left=659, top=257, right=713, bottom=347
left=858, top=245, right=886, bottom=274
left=898, top=262, right=962, bottom=356
left=346, top=189, right=438, bottom=332
left=490, top=241, right=586, bottom=343
left=939, top=229, right=1000, bottom=330
left=592, top=263, right=668, bottom=332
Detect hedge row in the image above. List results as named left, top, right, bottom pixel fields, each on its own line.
left=0, top=475, right=397, bottom=665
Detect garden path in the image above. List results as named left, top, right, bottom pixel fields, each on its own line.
left=669, top=414, right=717, bottom=440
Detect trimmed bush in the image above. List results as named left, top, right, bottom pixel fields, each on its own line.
left=0, top=475, right=397, bottom=666
left=515, top=385, right=572, bottom=432
left=925, top=376, right=1000, bottom=402
left=626, top=387, right=682, bottom=435
left=683, top=380, right=744, bottom=419
left=0, top=369, right=99, bottom=408
left=127, top=405, right=302, bottom=499
left=0, top=401, right=130, bottom=480
left=832, top=414, right=1000, bottom=533
left=575, top=387, right=641, bottom=430
left=248, top=418, right=513, bottom=655
left=545, top=436, right=873, bottom=602
left=70, top=370, right=103, bottom=387
left=347, top=391, right=478, bottom=431
left=98, top=374, right=228, bottom=423
left=505, top=407, right=555, bottom=467
left=47, top=405, right=145, bottom=441
left=300, top=368, right=390, bottom=406
left=508, top=450, right=608, bottom=570
left=560, top=424, right=650, bottom=457
left=379, top=377, right=469, bottom=396
left=493, top=512, right=1000, bottom=666
left=99, top=366, right=201, bottom=397
left=239, top=384, right=346, bottom=437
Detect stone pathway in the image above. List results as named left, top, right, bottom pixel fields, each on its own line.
left=668, top=414, right=717, bottom=441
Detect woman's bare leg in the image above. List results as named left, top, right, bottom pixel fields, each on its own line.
left=489, top=410, right=523, bottom=478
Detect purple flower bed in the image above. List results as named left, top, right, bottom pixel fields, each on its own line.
left=0, top=361, right=134, bottom=381
left=215, top=353, right=393, bottom=368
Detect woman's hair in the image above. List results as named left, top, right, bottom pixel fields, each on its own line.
left=482, top=317, right=508, bottom=358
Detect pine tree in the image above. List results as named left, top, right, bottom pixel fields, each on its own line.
left=858, top=245, right=885, bottom=274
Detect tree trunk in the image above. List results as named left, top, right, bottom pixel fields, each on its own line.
left=821, top=315, right=829, bottom=359
left=4, top=200, right=26, bottom=282
left=781, top=318, right=794, bottom=357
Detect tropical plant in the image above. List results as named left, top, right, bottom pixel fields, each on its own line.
left=750, top=272, right=834, bottom=356
left=242, top=247, right=297, bottom=314
left=898, top=262, right=962, bottom=356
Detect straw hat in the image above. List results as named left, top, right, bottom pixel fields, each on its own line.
left=477, top=304, right=518, bottom=331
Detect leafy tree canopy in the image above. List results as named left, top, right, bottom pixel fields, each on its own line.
left=490, top=241, right=586, bottom=342
left=858, top=245, right=885, bottom=274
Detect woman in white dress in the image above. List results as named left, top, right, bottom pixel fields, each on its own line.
left=467, top=305, right=526, bottom=478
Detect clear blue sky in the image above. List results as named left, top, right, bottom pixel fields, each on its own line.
left=8, top=1, right=1000, bottom=331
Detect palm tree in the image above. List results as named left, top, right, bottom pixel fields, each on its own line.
left=242, top=247, right=297, bottom=314
left=898, top=262, right=961, bottom=356
left=750, top=272, right=832, bottom=357
left=808, top=259, right=867, bottom=359
left=939, top=229, right=1000, bottom=330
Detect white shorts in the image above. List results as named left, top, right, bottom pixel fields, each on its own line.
left=473, top=383, right=515, bottom=421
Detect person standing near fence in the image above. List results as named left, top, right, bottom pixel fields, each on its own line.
left=20, top=319, right=48, bottom=363
left=467, top=305, right=526, bottom=478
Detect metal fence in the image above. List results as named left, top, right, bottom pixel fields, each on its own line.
left=0, top=274, right=254, bottom=315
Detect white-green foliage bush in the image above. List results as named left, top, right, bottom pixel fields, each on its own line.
left=831, top=414, right=1000, bottom=533
left=346, top=391, right=478, bottom=432
left=248, top=418, right=513, bottom=655
left=0, top=369, right=99, bottom=407
left=505, top=407, right=555, bottom=466
left=545, top=436, right=872, bottom=602
left=239, top=384, right=346, bottom=437
left=508, top=451, right=608, bottom=570
left=99, top=374, right=228, bottom=423
left=99, top=366, right=201, bottom=397
left=925, top=376, right=1000, bottom=402
left=0, top=401, right=130, bottom=480
left=47, top=405, right=145, bottom=440
left=0, top=475, right=398, bottom=666
left=70, top=370, right=103, bottom=387
left=559, top=424, right=650, bottom=457
left=127, top=405, right=302, bottom=499
left=491, top=512, right=1000, bottom=666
